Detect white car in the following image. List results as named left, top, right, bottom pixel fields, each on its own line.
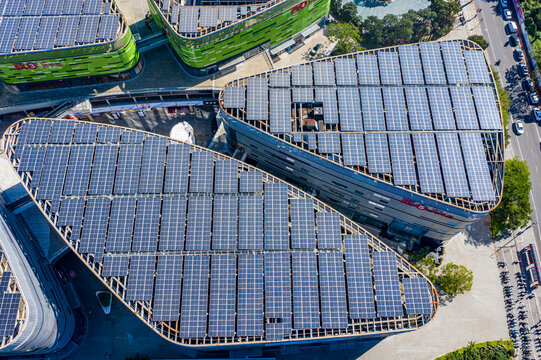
left=503, top=9, right=512, bottom=20
left=514, top=120, right=524, bottom=135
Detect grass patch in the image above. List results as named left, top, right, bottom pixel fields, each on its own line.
left=435, top=340, right=515, bottom=360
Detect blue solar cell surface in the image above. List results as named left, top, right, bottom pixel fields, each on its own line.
left=239, top=195, right=263, bottom=249
left=436, top=133, right=470, bottom=198
left=365, top=134, right=391, bottom=174
left=382, top=88, right=408, bottom=130
left=290, top=198, right=315, bottom=249
left=237, top=254, right=264, bottom=337
left=264, top=252, right=291, bottom=340
left=114, top=144, right=143, bottom=194
left=126, top=255, right=155, bottom=301
left=360, top=87, right=385, bottom=130
left=319, top=252, right=348, bottom=329
left=388, top=134, right=416, bottom=186
left=88, top=145, right=118, bottom=195
left=63, top=146, right=94, bottom=195
left=153, top=255, right=183, bottom=321
left=412, top=133, right=444, bottom=194
left=185, top=196, right=212, bottom=250
left=214, top=159, right=238, bottom=194
left=139, top=137, right=166, bottom=194
left=79, top=198, right=110, bottom=261
left=341, top=133, right=366, bottom=166
left=344, top=235, right=376, bottom=319
left=212, top=195, right=237, bottom=250
left=132, top=197, right=161, bottom=252
left=159, top=196, right=186, bottom=251
left=208, top=254, right=236, bottom=337
left=264, top=183, right=289, bottom=250
left=372, top=251, right=403, bottom=317
left=316, top=212, right=341, bottom=249
left=179, top=255, right=209, bottom=339
left=403, top=277, right=433, bottom=315
left=189, top=152, right=214, bottom=193
left=106, top=197, right=136, bottom=253
left=164, top=143, right=190, bottom=193
left=291, top=252, right=320, bottom=329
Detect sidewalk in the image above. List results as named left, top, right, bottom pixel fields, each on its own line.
left=440, top=0, right=483, bottom=41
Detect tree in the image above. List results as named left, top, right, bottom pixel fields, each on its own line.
left=468, top=35, right=490, bottom=50
left=328, top=23, right=363, bottom=55
left=430, top=0, right=459, bottom=37
left=491, top=158, right=533, bottom=237
left=533, top=39, right=541, bottom=66
left=330, top=0, right=342, bottom=18
left=437, top=263, right=473, bottom=297
left=525, top=17, right=538, bottom=39
left=340, top=2, right=361, bottom=26
left=358, top=16, right=385, bottom=49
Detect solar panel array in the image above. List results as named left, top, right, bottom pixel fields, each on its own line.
left=0, top=249, right=22, bottom=339
left=8, top=118, right=436, bottom=345
left=0, top=0, right=121, bottom=53
left=222, top=41, right=501, bottom=204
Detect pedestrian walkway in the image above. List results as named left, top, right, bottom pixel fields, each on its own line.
left=440, top=0, right=483, bottom=41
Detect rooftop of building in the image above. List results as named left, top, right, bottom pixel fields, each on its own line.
left=219, top=39, right=505, bottom=213
left=0, top=0, right=125, bottom=55
left=1, top=117, right=437, bottom=347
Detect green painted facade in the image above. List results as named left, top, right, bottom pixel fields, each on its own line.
left=0, top=27, right=139, bottom=84
left=148, top=0, right=330, bottom=69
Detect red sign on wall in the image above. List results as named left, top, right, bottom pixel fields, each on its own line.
left=291, top=0, right=314, bottom=14
left=400, top=198, right=454, bottom=219
left=13, top=62, right=62, bottom=71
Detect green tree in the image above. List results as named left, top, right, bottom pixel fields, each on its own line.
left=340, top=2, right=361, bottom=26
left=491, top=158, right=533, bottom=237
left=358, top=16, right=385, bottom=48
left=533, top=39, right=541, bottom=66
left=330, top=0, right=342, bottom=18
left=328, top=22, right=363, bottom=55
left=430, top=0, right=459, bottom=37
left=437, top=263, right=473, bottom=297
left=492, top=71, right=510, bottom=145
left=468, top=35, right=490, bottom=50
left=525, top=17, right=538, bottom=39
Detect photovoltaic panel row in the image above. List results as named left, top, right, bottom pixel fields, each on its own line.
left=337, top=87, right=362, bottom=131
left=126, top=254, right=155, bottom=301
left=13, top=17, right=40, bottom=51
left=405, top=87, right=432, bottom=130
left=63, top=0, right=84, bottom=15
left=73, top=122, right=98, bottom=143
left=419, top=42, right=446, bottom=84
left=57, top=198, right=85, bottom=239
left=264, top=183, right=289, bottom=250
left=0, top=293, right=21, bottom=337
left=83, top=0, right=103, bottom=14
left=441, top=41, right=468, bottom=84
left=292, top=252, right=320, bottom=329
left=106, top=197, right=136, bottom=253
left=436, top=133, right=470, bottom=198
left=341, top=133, right=365, bottom=166
left=185, top=196, right=212, bottom=250
left=464, top=51, right=491, bottom=84
left=212, top=195, right=237, bottom=250
left=427, top=87, right=456, bottom=130
left=365, top=133, right=391, bottom=174
left=378, top=52, right=401, bottom=85
left=403, top=277, right=433, bottom=315
left=412, top=133, right=444, bottom=194
left=472, top=86, right=502, bottom=130
left=56, top=16, right=79, bottom=47
left=88, top=144, right=117, bottom=194
left=316, top=212, right=341, bottom=249
left=398, top=45, right=424, bottom=85
left=199, top=6, right=218, bottom=27
left=79, top=198, right=110, bottom=261
left=313, top=61, right=335, bottom=86
left=334, top=58, right=356, bottom=86
left=360, top=87, right=385, bottom=130
left=269, top=72, right=290, bottom=87
left=139, top=137, right=166, bottom=194
left=290, top=198, right=315, bottom=249
left=239, top=195, right=263, bottom=249
left=189, top=151, right=214, bottom=193
left=3, top=0, right=25, bottom=15
left=178, top=7, right=198, bottom=33
left=24, top=0, right=46, bottom=15
left=382, top=88, right=408, bottom=130
left=222, top=86, right=245, bottom=108
left=460, top=133, right=496, bottom=201
left=449, top=87, right=479, bottom=130
left=317, top=133, right=340, bottom=154
left=179, top=255, right=209, bottom=338
left=356, top=55, right=379, bottom=85
left=160, top=196, right=186, bottom=251
left=292, top=87, right=313, bottom=103
left=132, top=197, right=161, bottom=252
left=164, top=143, right=190, bottom=193
left=269, top=88, right=291, bottom=133
left=63, top=145, right=94, bottom=195
left=49, top=120, right=74, bottom=143
left=319, top=252, right=348, bottom=328
left=114, top=144, right=142, bottom=194
left=43, top=0, right=65, bottom=15
left=291, top=64, right=312, bottom=86
left=0, top=18, right=20, bottom=53
left=101, top=255, right=130, bottom=277
left=35, top=145, right=70, bottom=208
left=239, top=171, right=262, bottom=193
left=218, top=7, right=237, bottom=22
left=170, top=5, right=178, bottom=24
left=264, top=252, right=291, bottom=339
left=246, top=77, right=268, bottom=121
left=97, top=14, right=119, bottom=40
left=315, top=87, right=338, bottom=124
left=76, top=16, right=100, bottom=44
left=344, top=234, right=375, bottom=318
left=214, top=159, right=238, bottom=194
left=153, top=255, right=183, bottom=321
left=121, top=130, right=145, bottom=144
left=388, top=133, right=416, bottom=186
left=372, top=251, right=403, bottom=317
left=208, top=254, right=236, bottom=337
left=237, top=254, right=264, bottom=336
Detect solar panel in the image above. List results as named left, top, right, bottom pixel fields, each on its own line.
left=105, top=197, right=136, bottom=253
left=49, top=120, right=74, bottom=144
left=388, top=134, right=416, bottom=186
left=472, top=86, right=502, bottom=130
left=237, top=254, right=264, bottom=337
left=239, top=171, right=262, bottom=193
left=63, top=0, right=84, bottom=14
left=114, top=144, right=142, bottom=194
left=427, top=87, right=456, bottom=130
left=214, top=159, right=238, bottom=194
left=341, top=133, right=366, bottom=167
left=34, top=16, right=60, bottom=50
left=97, top=14, right=119, bottom=40
left=55, top=16, right=79, bottom=47
left=189, top=151, right=214, bottom=193
left=35, top=145, right=70, bottom=207
left=372, top=251, right=403, bottom=317
left=315, top=87, right=338, bottom=124
left=63, top=145, right=94, bottom=195
left=43, top=0, right=65, bottom=15
left=378, top=52, right=402, bottom=85
left=185, top=196, right=212, bottom=250
left=24, top=0, right=46, bottom=15
left=0, top=273, right=11, bottom=293
left=162, top=0, right=170, bottom=10
left=269, top=72, right=290, bottom=87
left=319, top=252, right=348, bottom=329
left=239, top=195, right=263, bottom=249
left=403, top=277, right=433, bottom=315
left=263, top=183, right=289, bottom=250
left=208, top=254, right=236, bottom=336
left=246, top=77, right=268, bottom=121
left=14, top=122, right=29, bottom=159
left=79, top=198, right=110, bottom=261
left=419, top=42, right=446, bottom=85
left=291, top=252, right=320, bottom=329
left=405, top=87, right=432, bottom=130
left=436, top=133, right=470, bottom=198
left=83, top=0, right=102, bottom=14
left=412, top=133, right=445, bottom=194
left=360, top=87, right=385, bottom=130
left=317, top=133, right=341, bottom=154
left=292, top=87, right=313, bottom=103
left=337, top=87, right=362, bottom=131
left=199, top=6, right=218, bottom=27
left=365, top=134, right=391, bottom=174
left=0, top=18, right=20, bottom=53
left=153, top=255, right=183, bottom=321
left=121, top=131, right=145, bottom=144
left=306, top=133, right=316, bottom=150
left=269, top=88, right=291, bottom=134
left=334, top=58, right=357, bottom=85
left=132, top=197, right=161, bottom=252
left=264, top=252, right=291, bottom=340
left=170, top=5, right=179, bottom=24
left=126, top=255, right=155, bottom=301
left=73, top=122, right=98, bottom=143
left=13, top=17, right=40, bottom=51
left=291, top=64, right=313, bottom=86
left=382, top=87, right=408, bottom=130
left=356, top=54, right=380, bottom=85
left=0, top=293, right=21, bottom=337
left=313, top=61, right=335, bottom=86
left=179, top=255, right=209, bottom=338
left=101, top=255, right=130, bottom=277
left=25, top=120, right=52, bottom=144
left=212, top=195, right=237, bottom=250
left=464, top=51, right=491, bottom=84
left=164, top=143, right=190, bottom=193
left=218, top=6, right=237, bottom=22
left=139, top=137, right=166, bottom=194
left=441, top=41, right=468, bottom=84
left=316, top=212, right=342, bottom=249
left=222, top=86, right=245, bottom=108
left=76, top=16, right=99, bottom=44
left=57, top=198, right=85, bottom=227
left=18, top=146, right=46, bottom=172
left=88, top=144, right=118, bottom=195
left=290, top=198, right=315, bottom=249
left=449, top=87, right=479, bottom=130
left=398, top=45, right=424, bottom=84
left=460, top=132, right=496, bottom=201
left=3, top=0, right=25, bottom=15
left=103, top=1, right=110, bottom=14
left=159, top=196, right=187, bottom=251
left=97, top=124, right=121, bottom=143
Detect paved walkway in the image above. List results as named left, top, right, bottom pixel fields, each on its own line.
left=354, top=0, right=429, bottom=19
left=440, top=0, right=483, bottom=41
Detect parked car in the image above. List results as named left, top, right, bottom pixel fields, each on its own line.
left=523, top=78, right=534, bottom=91
left=514, top=120, right=524, bottom=135
left=532, top=108, right=541, bottom=122
left=500, top=0, right=509, bottom=9
left=514, top=49, right=524, bottom=61
left=310, top=43, right=321, bottom=56
left=528, top=92, right=539, bottom=105
left=510, top=34, right=519, bottom=47
left=519, top=63, right=529, bottom=77
left=503, top=9, right=512, bottom=20
left=506, top=22, right=518, bottom=34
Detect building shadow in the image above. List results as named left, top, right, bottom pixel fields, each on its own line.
left=464, top=216, right=495, bottom=248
